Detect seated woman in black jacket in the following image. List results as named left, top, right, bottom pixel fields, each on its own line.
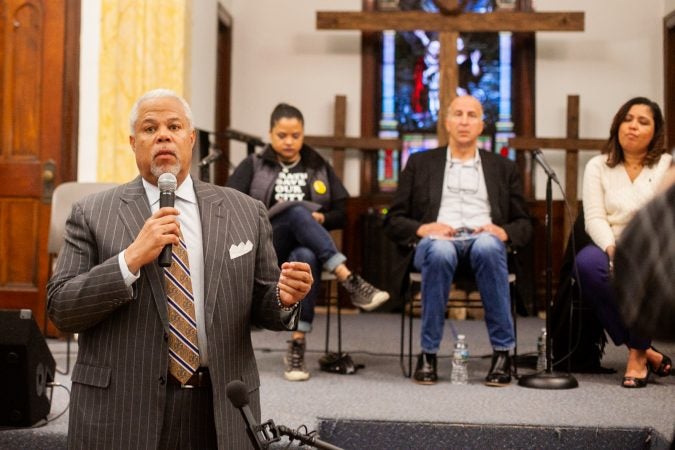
left=228, top=103, right=389, bottom=382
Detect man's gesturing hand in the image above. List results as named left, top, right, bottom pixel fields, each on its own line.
left=277, top=261, right=313, bottom=308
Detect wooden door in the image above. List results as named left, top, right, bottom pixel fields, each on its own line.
left=0, top=0, right=78, bottom=335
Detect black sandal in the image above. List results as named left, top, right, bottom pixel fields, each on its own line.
left=622, top=375, right=649, bottom=388
left=649, top=347, right=672, bottom=377
left=622, top=367, right=649, bottom=388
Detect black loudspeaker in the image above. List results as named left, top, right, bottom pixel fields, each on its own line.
left=0, top=309, right=55, bottom=427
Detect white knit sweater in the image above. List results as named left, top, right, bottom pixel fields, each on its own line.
left=582, top=153, right=672, bottom=251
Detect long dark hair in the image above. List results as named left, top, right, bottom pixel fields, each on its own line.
left=602, top=97, right=665, bottom=168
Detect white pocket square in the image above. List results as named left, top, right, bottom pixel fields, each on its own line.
left=229, top=240, right=253, bottom=259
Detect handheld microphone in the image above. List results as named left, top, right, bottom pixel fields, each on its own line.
left=226, top=380, right=269, bottom=450
left=532, top=149, right=560, bottom=184
left=198, top=148, right=223, bottom=167
left=158, top=172, right=177, bottom=268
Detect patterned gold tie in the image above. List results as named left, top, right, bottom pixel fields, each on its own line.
left=165, top=233, right=200, bottom=384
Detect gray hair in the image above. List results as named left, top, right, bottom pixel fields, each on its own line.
left=128, top=88, right=194, bottom=135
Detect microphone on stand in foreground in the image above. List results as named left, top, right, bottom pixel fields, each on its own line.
left=226, top=380, right=343, bottom=450
left=158, top=172, right=177, bottom=267
left=225, top=380, right=271, bottom=450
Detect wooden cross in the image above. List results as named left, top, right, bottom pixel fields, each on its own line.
left=303, top=95, right=402, bottom=193
left=303, top=94, right=402, bottom=309
left=509, top=95, right=605, bottom=239
left=317, top=8, right=584, bottom=144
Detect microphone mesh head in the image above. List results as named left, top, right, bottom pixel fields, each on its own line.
left=226, top=380, right=250, bottom=408
left=158, top=172, right=177, bottom=192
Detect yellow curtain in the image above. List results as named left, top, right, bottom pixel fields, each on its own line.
left=97, top=0, right=189, bottom=182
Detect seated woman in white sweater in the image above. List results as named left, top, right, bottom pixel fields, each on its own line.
left=576, top=96, right=672, bottom=388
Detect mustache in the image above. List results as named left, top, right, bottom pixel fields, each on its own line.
left=152, top=148, right=178, bottom=158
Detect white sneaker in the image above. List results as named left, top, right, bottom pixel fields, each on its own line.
left=283, top=339, right=310, bottom=381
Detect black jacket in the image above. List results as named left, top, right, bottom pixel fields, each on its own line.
left=384, top=147, right=532, bottom=298
left=227, top=144, right=349, bottom=231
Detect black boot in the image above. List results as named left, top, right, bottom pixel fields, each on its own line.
left=413, top=353, right=437, bottom=385
left=485, top=350, right=512, bottom=386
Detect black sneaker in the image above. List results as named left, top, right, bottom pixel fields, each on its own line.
left=341, top=274, right=390, bottom=311
left=283, top=339, right=310, bottom=381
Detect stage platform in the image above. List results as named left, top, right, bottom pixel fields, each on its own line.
left=1, top=313, right=674, bottom=449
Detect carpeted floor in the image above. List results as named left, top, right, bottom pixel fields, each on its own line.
left=2, top=312, right=674, bottom=449
left=254, top=313, right=675, bottom=448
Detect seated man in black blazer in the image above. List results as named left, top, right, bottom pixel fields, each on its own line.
left=384, top=95, right=532, bottom=386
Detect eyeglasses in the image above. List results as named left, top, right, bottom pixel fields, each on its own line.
left=446, top=161, right=479, bottom=194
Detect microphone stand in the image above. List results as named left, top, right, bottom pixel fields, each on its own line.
left=216, top=128, right=266, bottom=156
left=227, top=379, right=342, bottom=449
left=198, top=148, right=223, bottom=182
left=518, top=171, right=578, bottom=389
left=273, top=425, right=343, bottom=450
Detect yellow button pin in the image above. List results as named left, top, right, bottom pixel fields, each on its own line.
left=313, top=180, right=327, bottom=195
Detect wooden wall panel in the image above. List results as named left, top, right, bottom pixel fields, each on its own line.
left=0, top=199, right=39, bottom=286
left=9, top=2, right=42, bottom=158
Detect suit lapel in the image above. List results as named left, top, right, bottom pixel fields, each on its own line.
left=193, top=180, right=228, bottom=328
left=480, top=151, right=502, bottom=222
left=428, top=147, right=448, bottom=217
left=119, top=177, right=169, bottom=328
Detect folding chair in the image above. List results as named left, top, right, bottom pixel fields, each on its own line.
left=46, top=181, right=118, bottom=374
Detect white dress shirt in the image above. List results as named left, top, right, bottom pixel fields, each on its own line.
left=437, top=147, right=492, bottom=229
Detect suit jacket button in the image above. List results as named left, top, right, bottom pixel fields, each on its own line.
left=159, top=376, right=166, bottom=385
left=163, top=332, right=169, bottom=341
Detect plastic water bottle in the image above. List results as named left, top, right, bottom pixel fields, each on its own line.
left=451, top=334, right=469, bottom=384
left=536, top=327, right=547, bottom=372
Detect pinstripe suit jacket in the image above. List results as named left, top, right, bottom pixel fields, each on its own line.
left=47, top=176, right=296, bottom=449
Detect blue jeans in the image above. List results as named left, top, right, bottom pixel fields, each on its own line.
left=575, top=244, right=650, bottom=350
left=413, top=234, right=515, bottom=353
left=271, top=205, right=346, bottom=332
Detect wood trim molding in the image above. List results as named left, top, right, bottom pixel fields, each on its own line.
left=61, top=0, right=81, bottom=182
left=218, top=3, right=233, bottom=27
left=665, top=9, right=675, bottom=29
left=664, top=9, right=675, bottom=150
left=360, top=0, right=379, bottom=196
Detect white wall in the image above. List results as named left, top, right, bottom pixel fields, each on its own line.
left=228, top=0, right=363, bottom=194
left=534, top=0, right=665, bottom=199
left=189, top=0, right=218, bottom=132
left=77, top=0, right=102, bottom=181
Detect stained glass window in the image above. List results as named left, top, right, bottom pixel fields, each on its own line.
left=377, top=0, right=515, bottom=192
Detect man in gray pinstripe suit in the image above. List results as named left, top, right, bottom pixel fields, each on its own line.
left=48, top=89, right=312, bottom=449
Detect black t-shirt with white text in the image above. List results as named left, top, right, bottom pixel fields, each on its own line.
left=271, top=164, right=310, bottom=205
